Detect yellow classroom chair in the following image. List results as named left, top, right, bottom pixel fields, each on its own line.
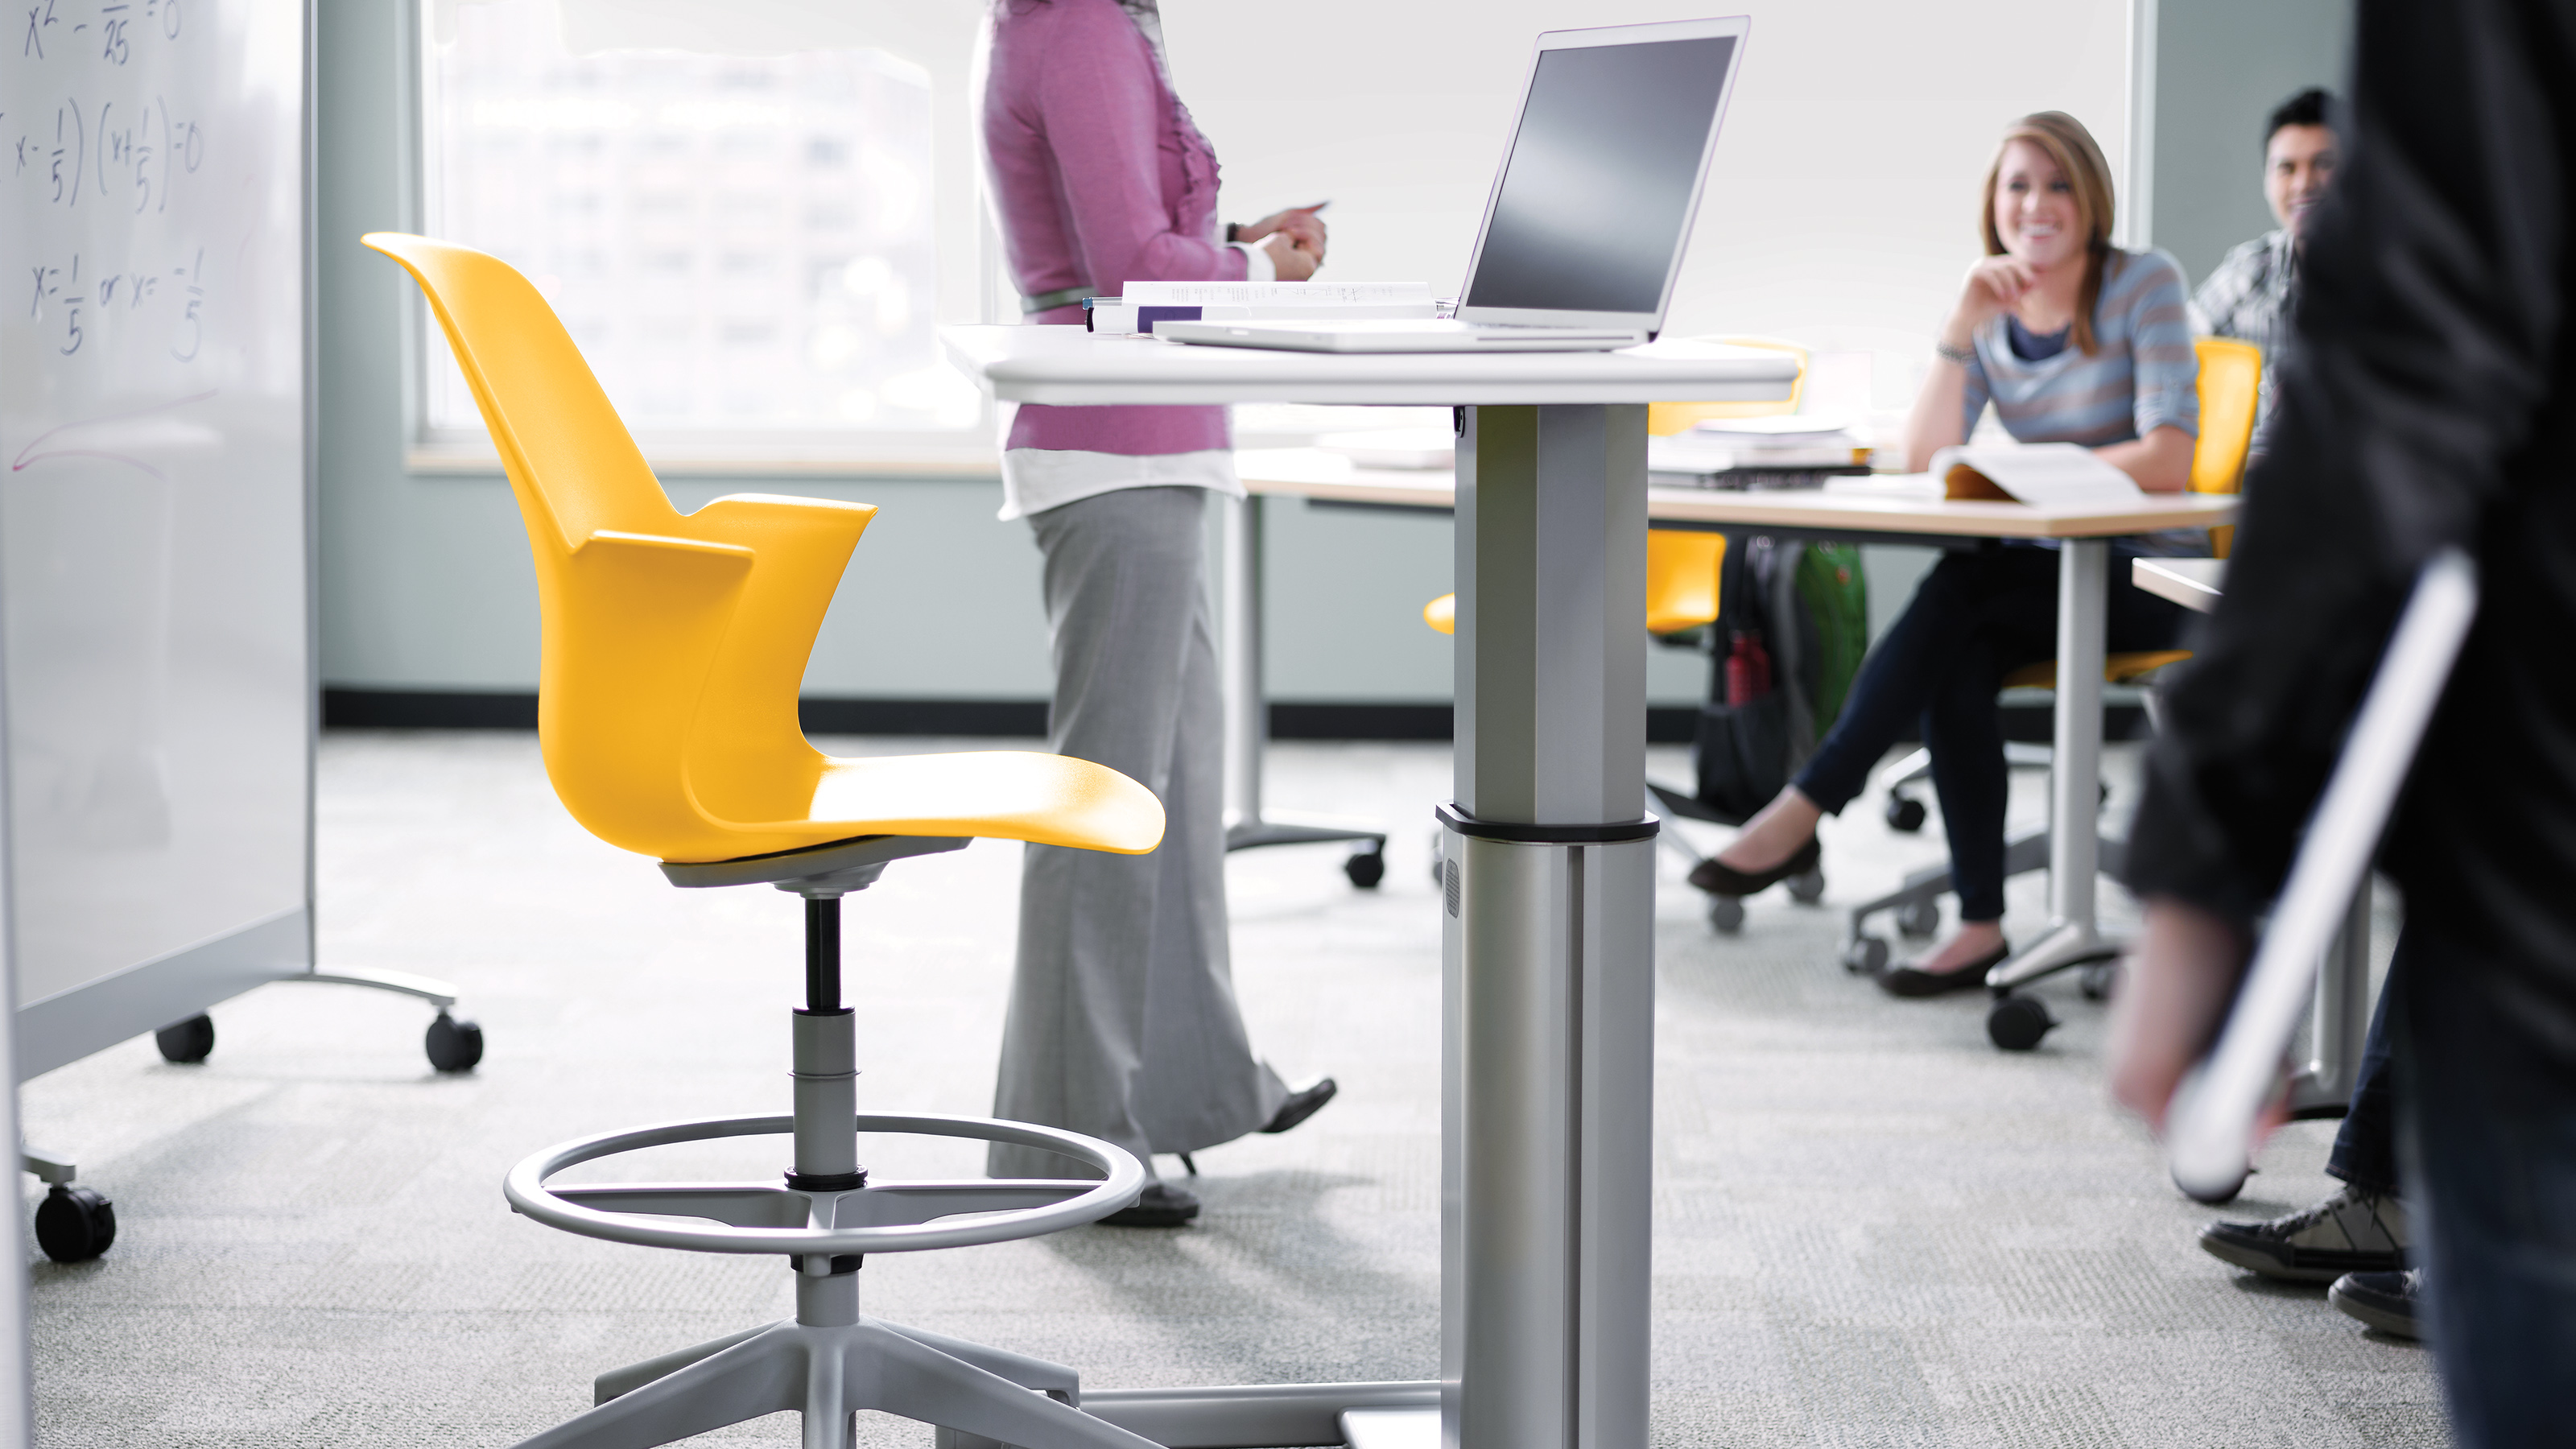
left=365, top=232, right=1174, bottom=1449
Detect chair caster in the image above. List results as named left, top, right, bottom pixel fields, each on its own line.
left=1987, top=994, right=2055, bottom=1051
left=1429, top=831, right=1447, bottom=887
left=1706, top=895, right=1744, bottom=935
left=2079, top=960, right=2121, bottom=1001
left=1344, top=845, right=1386, bottom=890
left=1885, top=793, right=1927, bottom=833
left=426, top=1013, right=485, bottom=1073
left=1841, top=935, right=1888, bottom=974
left=35, top=1184, right=117, bottom=1263
left=1785, top=869, right=1826, bottom=905
left=1895, top=899, right=1941, bottom=939
left=154, top=1013, right=215, bottom=1064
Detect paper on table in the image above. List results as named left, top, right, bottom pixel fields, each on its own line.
left=1928, top=443, right=2143, bottom=507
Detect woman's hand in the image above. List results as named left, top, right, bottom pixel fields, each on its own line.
left=1237, top=203, right=1328, bottom=258
left=1262, top=231, right=1320, bottom=281
left=2107, top=898, right=2253, bottom=1133
left=1942, top=255, right=2040, bottom=347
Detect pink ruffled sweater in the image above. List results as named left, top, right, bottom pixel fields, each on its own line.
left=980, top=0, right=1245, bottom=455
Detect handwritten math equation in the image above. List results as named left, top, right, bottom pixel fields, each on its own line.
left=26, top=245, right=205, bottom=360
left=19, top=0, right=184, bottom=66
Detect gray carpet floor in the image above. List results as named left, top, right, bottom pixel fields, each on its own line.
left=23, top=732, right=2444, bottom=1446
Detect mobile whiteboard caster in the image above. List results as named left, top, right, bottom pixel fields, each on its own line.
left=1705, top=895, right=1744, bottom=935
left=1884, top=794, right=1927, bottom=833
left=153, top=1013, right=215, bottom=1064
left=2079, top=960, right=2121, bottom=1001
left=1841, top=935, right=1889, bottom=975
left=1987, top=995, right=2055, bottom=1051
left=35, top=1184, right=116, bottom=1263
left=1344, top=846, right=1386, bottom=890
left=1895, top=899, right=1941, bottom=939
left=425, top=1013, right=484, bottom=1073
left=1786, top=869, right=1826, bottom=905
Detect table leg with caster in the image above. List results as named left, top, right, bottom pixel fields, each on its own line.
left=1220, top=494, right=1389, bottom=889
left=1983, top=539, right=2121, bottom=1052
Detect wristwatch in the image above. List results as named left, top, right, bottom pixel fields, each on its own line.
left=1225, top=222, right=1241, bottom=242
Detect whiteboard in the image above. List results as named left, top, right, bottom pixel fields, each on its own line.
left=1, top=0, right=312, bottom=1078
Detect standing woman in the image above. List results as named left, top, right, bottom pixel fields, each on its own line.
left=976, top=0, right=1335, bottom=1226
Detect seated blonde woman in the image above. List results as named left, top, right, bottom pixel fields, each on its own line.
left=1692, top=111, right=2199, bottom=994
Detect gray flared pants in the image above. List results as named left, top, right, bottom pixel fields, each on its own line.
left=989, top=485, right=1286, bottom=1180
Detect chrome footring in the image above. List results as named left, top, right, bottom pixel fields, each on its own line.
left=505, top=1112, right=1146, bottom=1257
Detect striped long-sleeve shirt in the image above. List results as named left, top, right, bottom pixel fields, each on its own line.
left=1962, top=247, right=2201, bottom=448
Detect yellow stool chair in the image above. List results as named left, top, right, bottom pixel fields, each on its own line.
left=366, top=233, right=1171, bottom=1449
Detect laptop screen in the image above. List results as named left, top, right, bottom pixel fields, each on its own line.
left=1462, top=33, right=1740, bottom=317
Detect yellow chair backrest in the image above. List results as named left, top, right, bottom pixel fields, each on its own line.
left=1425, top=530, right=1725, bottom=638
left=2192, top=335, right=2263, bottom=558
left=1647, top=336, right=1808, bottom=436
left=363, top=233, right=870, bottom=861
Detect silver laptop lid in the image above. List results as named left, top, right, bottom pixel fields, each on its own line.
left=1454, top=16, right=1748, bottom=335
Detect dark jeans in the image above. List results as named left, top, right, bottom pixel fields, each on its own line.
left=2326, top=955, right=2401, bottom=1195
left=1793, top=543, right=2188, bottom=920
left=2392, top=927, right=2576, bottom=1449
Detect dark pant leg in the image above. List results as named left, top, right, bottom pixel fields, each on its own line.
left=1796, top=547, right=2031, bottom=812
left=2395, top=927, right=2576, bottom=1448
left=1922, top=630, right=2025, bottom=922
left=2326, top=957, right=2402, bottom=1195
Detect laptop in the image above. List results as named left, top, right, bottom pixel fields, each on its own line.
left=1159, top=15, right=1748, bottom=355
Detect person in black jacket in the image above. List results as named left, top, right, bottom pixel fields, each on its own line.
left=2111, top=1, right=2576, bottom=1442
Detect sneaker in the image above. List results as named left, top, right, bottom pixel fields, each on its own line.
left=2328, top=1268, right=2422, bottom=1340
left=1098, top=1181, right=1199, bottom=1228
left=2198, top=1183, right=2407, bottom=1282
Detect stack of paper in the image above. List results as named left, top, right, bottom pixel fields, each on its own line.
left=1086, top=282, right=1436, bottom=336
left=1649, top=413, right=1871, bottom=487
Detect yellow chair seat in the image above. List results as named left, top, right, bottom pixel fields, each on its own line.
left=1425, top=530, right=1724, bottom=638
left=2000, top=650, right=2194, bottom=691
left=1424, top=593, right=1456, bottom=634
left=799, top=752, right=1162, bottom=857
left=363, top=232, right=1165, bottom=867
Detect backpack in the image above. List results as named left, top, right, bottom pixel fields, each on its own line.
left=1686, top=536, right=1868, bottom=824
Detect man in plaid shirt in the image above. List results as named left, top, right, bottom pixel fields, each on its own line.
left=2189, top=88, right=2339, bottom=449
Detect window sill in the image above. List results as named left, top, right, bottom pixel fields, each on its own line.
left=406, top=443, right=1003, bottom=481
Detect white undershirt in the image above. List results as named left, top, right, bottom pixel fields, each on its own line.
left=997, top=447, right=1243, bottom=522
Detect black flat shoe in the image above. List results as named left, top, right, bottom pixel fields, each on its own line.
left=1261, top=1077, right=1338, bottom=1134
left=1876, top=939, right=2013, bottom=997
left=1100, top=1181, right=1200, bottom=1228
left=1687, top=835, right=1821, bottom=898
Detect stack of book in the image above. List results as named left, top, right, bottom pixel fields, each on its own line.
left=1645, top=414, right=1873, bottom=489
left=1084, top=281, right=1435, bottom=336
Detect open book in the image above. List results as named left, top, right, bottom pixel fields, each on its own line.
left=1825, top=443, right=2144, bottom=507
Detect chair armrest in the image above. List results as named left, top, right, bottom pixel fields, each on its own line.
left=686, top=493, right=878, bottom=554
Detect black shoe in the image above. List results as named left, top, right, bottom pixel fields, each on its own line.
left=2198, top=1184, right=2408, bottom=1282
left=1687, top=835, right=1821, bottom=898
left=2329, top=1268, right=2421, bottom=1340
left=1099, top=1181, right=1200, bottom=1228
left=1876, top=939, right=2012, bottom=997
left=1262, top=1077, right=1338, bottom=1134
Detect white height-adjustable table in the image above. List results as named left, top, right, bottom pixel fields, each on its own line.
left=943, top=324, right=1798, bottom=1449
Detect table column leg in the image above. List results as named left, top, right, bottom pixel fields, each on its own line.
left=1989, top=537, right=2118, bottom=991
left=1220, top=493, right=1267, bottom=836
left=1443, top=403, right=1653, bottom=1449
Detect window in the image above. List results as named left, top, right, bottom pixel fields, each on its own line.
left=418, top=0, right=985, bottom=445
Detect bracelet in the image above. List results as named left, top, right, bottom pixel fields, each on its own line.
left=1225, top=222, right=1241, bottom=242
left=1933, top=339, right=1975, bottom=367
